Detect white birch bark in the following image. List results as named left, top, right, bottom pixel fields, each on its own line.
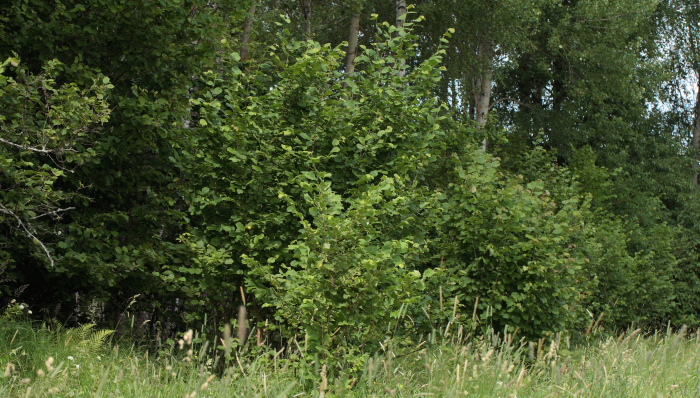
left=396, top=0, right=407, bottom=77
left=474, top=39, right=494, bottom=151
left=692, top=81, right=700, bottom=185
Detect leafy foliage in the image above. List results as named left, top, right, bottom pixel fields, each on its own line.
left=170, top=22, right=454, bottom=359
left=1, top=0, right=700, bottom=371
left=245, top=175, right=429, bottom=366
left=438, top=149, right=587, bottom=337
left=0, top=57, right=111, bottom=268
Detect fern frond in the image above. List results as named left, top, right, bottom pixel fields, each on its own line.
left=87, top=329, right=115, bottom=352
left=62, top=324, right=114, bottom=357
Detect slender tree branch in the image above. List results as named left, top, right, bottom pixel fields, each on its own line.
left=31, top=207, right=75, bottom=220
left=0, top=203, right=55, bottom=267
left=0, top=135, right=58, bottom=154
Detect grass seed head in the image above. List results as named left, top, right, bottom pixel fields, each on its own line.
left=184, top=329, right=194, bottom=346
left=45, top=356, right=55, bottom=372
left=200, top=375, right=216, bottom=390
left=4, top=363, right=15, bottom=377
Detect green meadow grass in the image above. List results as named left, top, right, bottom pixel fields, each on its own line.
left=2, top=318, right=700, bottom=397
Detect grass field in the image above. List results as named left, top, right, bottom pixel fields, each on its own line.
left=2, top=317, right=700, bottom=397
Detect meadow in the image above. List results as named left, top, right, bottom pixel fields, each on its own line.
left=2, top=315, right=700, bottom=398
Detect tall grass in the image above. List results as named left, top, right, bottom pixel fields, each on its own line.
left=2, top=316, right=700, bottom=397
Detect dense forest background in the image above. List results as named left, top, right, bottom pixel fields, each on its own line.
left=2, top=0, right=700, bottom=364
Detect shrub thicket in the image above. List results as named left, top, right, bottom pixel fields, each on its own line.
left=1, top=6, right=699, bottom=372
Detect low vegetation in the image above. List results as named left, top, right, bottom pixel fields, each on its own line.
left=2, top=306, right=700, bottom=398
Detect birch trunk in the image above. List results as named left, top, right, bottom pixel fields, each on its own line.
left=395, top=0, right=407, bottom=77
left=474, top=40, right=494, bottom=151
left=345, top=14, right=361, bottom=75
left=240, top=3, right=256, bottom=63
left=693, top=82, right=700, bottom=185
left=395, top=0, right=406, bottom=29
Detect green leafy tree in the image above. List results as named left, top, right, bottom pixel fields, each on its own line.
left=0, top=57, right=111, bottom=288
left=0, top=0, right=239, bottom=318
left=413, top=0, right=552, bottom=145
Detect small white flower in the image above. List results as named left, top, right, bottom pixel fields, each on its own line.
left=27, top=310, right=32, bottom=314
left=19, top=305, right=24, bottom=309
left=75, top=364, right=80, bottom=369
left=67, top=356, right=74, bottom=361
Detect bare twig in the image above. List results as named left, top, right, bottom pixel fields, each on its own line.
left=31, top=207, right=75, bottom=220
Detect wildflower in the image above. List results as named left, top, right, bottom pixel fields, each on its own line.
left=67, top=356, right=74, bottom=361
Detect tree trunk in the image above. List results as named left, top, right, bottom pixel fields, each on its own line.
left=693, top=82, right=700, bottom=185
left=474, top=39, right=494, bottom=150
left=395, top=0, right=407, bottom=77
left=474, top=72, right=493, bottom=128
left=299, top=0, right=313, bottom=40
left=240, top=3, right=256, bottom=63
left=345, top=13, right=361, bottom=75
left=395, top=0, right=406, bottom=30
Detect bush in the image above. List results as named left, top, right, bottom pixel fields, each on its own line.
left=575, top=218, right=678, bottom=329
left=172, top=20, right=453, bottom=340
left=244, top=173, right=432, bottom=368
left=438, top=149, right=587, bottom=338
